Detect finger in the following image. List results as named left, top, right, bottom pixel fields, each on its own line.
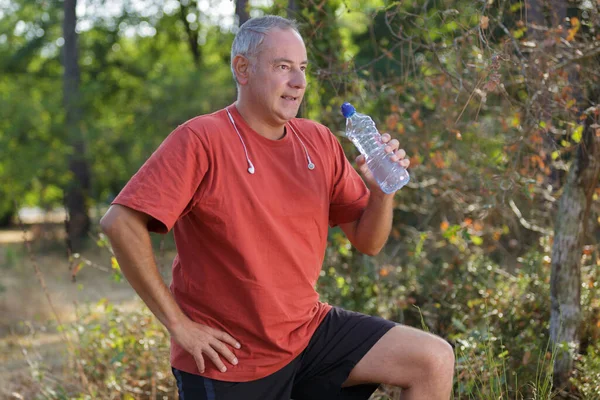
left=381, top=133, right=391, bottom=143
left=355, top=154, right=366, bottom=165
left=390, top=148, right=406, bottom=162
left=400, top=158, right=410, bottom=168
left=212, top=340, right=239, bottom=366
left=195, top=353, right=206, bottom=373
left=215, top=330, right=241, bottom=350
left=204, top=346, right=228, bottom=372
left=358, top=162, right=370, bottom=176
left=386, top=139, right=400, bottom=152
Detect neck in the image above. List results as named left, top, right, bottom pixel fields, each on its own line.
left=235, top=96, right=286, bottom=140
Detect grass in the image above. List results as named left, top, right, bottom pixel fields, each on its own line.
left=3, top=224, right=590, bottom=399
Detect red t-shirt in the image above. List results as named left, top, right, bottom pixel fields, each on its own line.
left=112, top=104, right=370, bottom=381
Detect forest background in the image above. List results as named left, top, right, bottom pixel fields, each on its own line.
left=1, top=0, right=599, bottom=398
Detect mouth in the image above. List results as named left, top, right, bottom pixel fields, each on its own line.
left=281, top=95, right=299, bottom=102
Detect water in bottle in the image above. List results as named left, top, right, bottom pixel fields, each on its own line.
left=341, top=102, right=410, bottom=194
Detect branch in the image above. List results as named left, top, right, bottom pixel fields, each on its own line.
left=551, top=45, right=600, bottom=71
left=509, top=199, right=552, bottom=234
left=498, top=22, right=525, bottom=61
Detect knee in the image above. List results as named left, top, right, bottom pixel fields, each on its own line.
left=424, top=337, right=455, bottom=380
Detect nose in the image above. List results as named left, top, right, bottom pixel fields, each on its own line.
left=289, top=68, right=307, bottom=90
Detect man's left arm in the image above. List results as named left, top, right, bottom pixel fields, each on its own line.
left=340, top=134, right=409, bottom=256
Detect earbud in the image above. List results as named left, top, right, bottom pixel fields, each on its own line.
left=226, top=107, right=316, bottom=175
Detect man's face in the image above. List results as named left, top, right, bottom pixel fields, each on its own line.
left=245, top=28, right=308, bottom=126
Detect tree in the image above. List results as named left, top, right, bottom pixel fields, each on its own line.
left=63, top=0, right=90, bottom=249
left=550, top=103, right=600, bottom=391
left=294, top=0, right=344, bottom=124
left=178, top=0, right=201, bottom=67
left=287, top=0, right=298, bottom=19
left=236, top=0, right=250, bottom=27
left=523, top=0, right=600, bottom=390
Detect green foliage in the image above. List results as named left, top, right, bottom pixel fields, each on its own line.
left=71, top=299, right=175, bottom=398
left=572, top=345, right=600, bottom=399
left=318, top=233, right=598, bottom=398
left=3, top=0, right=599, bottom=398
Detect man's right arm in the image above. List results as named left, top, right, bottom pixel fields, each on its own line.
left=99, top=204, right=240, bottom=373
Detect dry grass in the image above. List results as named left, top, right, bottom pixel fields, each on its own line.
left=0, top=222, right=173, bottom=399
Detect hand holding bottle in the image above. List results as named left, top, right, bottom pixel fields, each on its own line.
left=341, top=103, right=410, bottom=194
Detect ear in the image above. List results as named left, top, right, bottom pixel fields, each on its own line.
left=233, top=55, right=251, bottom=86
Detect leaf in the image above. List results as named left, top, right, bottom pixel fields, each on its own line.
left=566, top=17, right=580, bottom=41
left=431, top=151, right=446, bottom=168
left=111, top=256, right=120, bottom=271
left=572, top=125, right=584, bottom=143
left=440, top=221, right=449, bottom=232
left=480, top=16, right=489, bottom=29
left=470, top=236, right=483, bottom=245
left=452, top=317, right=467, bottom=332
left=386, top=113, right=399, bottom=131
left=511, top=114, right=520, bottom=127
left=71, top=261, right=84, bottom=282
left=415, top=232, right=427, bottom=256
left=443, top=224, right=461, bottom=239
left=522, top=350, right=531, bottom=365
left=411, top=109, right=423, bottom=128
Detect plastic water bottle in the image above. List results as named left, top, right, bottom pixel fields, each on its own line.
left=341, top=103, right=410, bottom=194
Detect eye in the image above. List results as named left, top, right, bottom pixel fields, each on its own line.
left=279, top=64, right=290, bottom=70
left=300, top=66, right=307, bottom=72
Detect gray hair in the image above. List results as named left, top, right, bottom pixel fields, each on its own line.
left=231, top=15, right=300, bottom=85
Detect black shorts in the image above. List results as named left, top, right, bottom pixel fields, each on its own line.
left=172, top=307, right=397, bottom=400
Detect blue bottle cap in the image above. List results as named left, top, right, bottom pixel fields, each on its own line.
left=341, top=103, right=356, bottom=118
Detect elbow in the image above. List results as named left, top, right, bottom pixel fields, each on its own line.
left=350, top=236, right=387, bottom=256
left=100, top=205, right=150, bottom=237
left=363, top=248, right=382, bottom=257
left=99, top=213, right=114, bottom=236
left=358, top=243, right=384, bottom=257
left=99, top=215, right=121, bottom=252
left=99, top=206, right=122, bottom=236
left=99, top=213, right=108, bottom=232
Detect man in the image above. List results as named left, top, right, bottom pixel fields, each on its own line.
left=100, top=15, right=454, bottom=400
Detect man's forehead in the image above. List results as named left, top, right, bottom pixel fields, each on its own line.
left=260, top=43, right=307, bottom=62
left=259, top=29, right=306, bottom=56
left=271, top=57, right=308, bottom=65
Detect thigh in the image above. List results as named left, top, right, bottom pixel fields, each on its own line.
left=172, top=361, right=297, bottom=400
left=343, top=324, right=454, bottom=388
left=291, top=307, right=396, bottom=400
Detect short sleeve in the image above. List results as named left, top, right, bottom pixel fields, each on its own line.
left=112, top=124, right=208, bottom=233
left=328, top=132, right=370, bottom=227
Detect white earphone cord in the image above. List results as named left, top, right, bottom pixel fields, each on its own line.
left=288, top=123, right=315, bottom=170
left=226, top=109, right=255, bottom=174
left=226, top=108, right=315, bottom=174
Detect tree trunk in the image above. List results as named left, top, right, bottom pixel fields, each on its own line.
left=550, top=111, right=600, bottom=391
left=287, top=0, right=298, bottom=19
left=294, top=0, right=343, bottom=124
left=63, top=0, right=90, bottom=251
left=526, top=0, right=545, bottom=42
left=235, top=0, right=249, bottom=27
left=178, top=0, right=201, bottom=67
